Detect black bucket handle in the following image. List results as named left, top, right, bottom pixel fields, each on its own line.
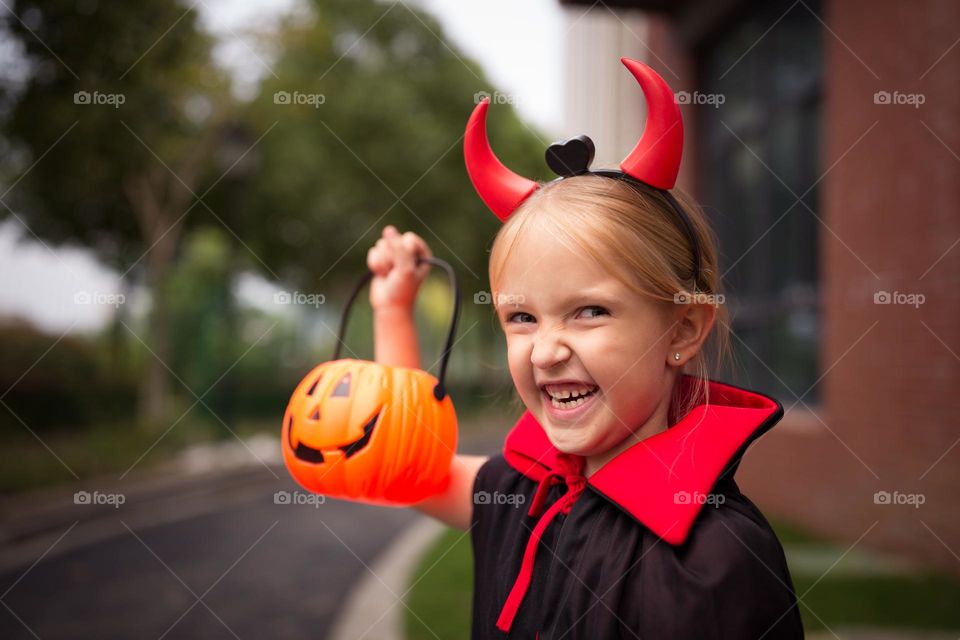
left=331, top=256, right=461, bottom=401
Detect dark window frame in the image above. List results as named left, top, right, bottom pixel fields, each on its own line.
left=692, top=0, right=823, bottom=402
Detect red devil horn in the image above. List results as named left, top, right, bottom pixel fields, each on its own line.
left=464, top=98, right=538, bottom=222
left=619, top=58, right=684, bottom=190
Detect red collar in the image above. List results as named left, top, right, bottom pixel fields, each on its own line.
left=502, top=376, right=783, bottom=546
left=494, top=378, right=783, bottom=633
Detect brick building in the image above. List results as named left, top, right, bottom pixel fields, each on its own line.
left=559, top=0, right=960, bottom=573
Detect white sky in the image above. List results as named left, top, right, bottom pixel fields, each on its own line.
left=0, top=0, right=565, bottom=333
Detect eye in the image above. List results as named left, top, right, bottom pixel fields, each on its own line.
left=578, top=305, right=609, bottom=319
left=505, top=311, right=535, bottom=324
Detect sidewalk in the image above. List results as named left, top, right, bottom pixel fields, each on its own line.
left=328, top=517, right=446, bottom=640
left=328, top=429, right=501, bottom=640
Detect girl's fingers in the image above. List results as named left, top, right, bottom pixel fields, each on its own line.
left=367, top=246, right=393, bottom=276
left=403, top=232, right=430, bottom=258
left=392, top=234, right=415, bottom=272
left=371, top=234, right=396, bottom=275
left=374, top=226, right=431, bottom=277
left=403, top=233, right=432, bottom=274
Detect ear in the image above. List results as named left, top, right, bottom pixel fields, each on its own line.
left=667, top=300, right=717, bottom=366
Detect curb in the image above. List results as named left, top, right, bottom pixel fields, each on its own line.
left=328, top=516, right=447, bottom=640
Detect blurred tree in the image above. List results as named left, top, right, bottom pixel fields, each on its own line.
left=168, top=227, right=232, bottom=407
left=0, top=319, right=137, bottom=431
left=235, top=0, right=548, bottom=365
left=0, top=0, right=234, bottom=428
left=0, top=0, right=548, bottom=433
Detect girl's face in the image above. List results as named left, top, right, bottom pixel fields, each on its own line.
left=494, top=223, right=679, bottom=467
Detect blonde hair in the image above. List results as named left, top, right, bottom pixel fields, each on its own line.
left=488, top=174, right=731, bottom=422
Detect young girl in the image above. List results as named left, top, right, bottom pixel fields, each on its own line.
left=365, top=59, right=803, bottom=639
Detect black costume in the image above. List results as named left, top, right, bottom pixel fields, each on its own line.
left=469, top=377, right=804, bottom=639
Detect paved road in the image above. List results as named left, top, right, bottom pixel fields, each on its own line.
left=0, top=469, right=418, bottom=640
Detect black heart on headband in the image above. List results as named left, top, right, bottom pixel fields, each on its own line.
left=546, top=135, right=595, bottom=177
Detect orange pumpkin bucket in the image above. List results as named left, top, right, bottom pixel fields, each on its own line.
left=281, top=257, right=460, bottom=506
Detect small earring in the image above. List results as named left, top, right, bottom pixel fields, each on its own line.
left=673, top=352, right=681, bottom=361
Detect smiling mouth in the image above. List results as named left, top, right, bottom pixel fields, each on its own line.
left=288, top=411, right=381, bottom=464
left=542, top=387, right=599, bottom=411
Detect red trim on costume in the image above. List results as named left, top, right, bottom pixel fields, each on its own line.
left=493, top=376, right=783, bottom=633
left=495, top=453, right=586, bottom=633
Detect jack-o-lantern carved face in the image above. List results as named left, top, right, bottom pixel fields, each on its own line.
left=282, top=359, right=457, bottom=506
left=286, top=370, right=380, bottom=463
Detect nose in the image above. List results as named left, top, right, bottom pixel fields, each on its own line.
left=530, top=323, right=572, bottom=370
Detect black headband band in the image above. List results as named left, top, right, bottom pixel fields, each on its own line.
left=545, top=135, right=702, bottom=291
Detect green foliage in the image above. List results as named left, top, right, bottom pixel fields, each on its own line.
left=794, top=573, right=960, bottom=631
left=0, top=411, right=245, bottom=495
left=168, top=227, right=235, bottom=394
left=0, top=320, right=137, bottom=431
left=0, top=0, right=529, bottom=465
left=0, top=0, right=231, bottom=269
left=239, top=0, right=548, bottom=294
left=406, top=526, right=475, bottom=640
left=780, top=522, right=960, bottom=631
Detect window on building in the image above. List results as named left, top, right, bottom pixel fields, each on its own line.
left=695, top=0, right=823, bottom=403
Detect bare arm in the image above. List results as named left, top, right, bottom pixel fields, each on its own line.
left=373, top=305, right=422, bottom=367
left=410, top=453, right=488, bottom=531
left=369, top=226, right=488, bottom=531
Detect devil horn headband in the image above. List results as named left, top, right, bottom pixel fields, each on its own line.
left=464, top=57, right=701, bottom=287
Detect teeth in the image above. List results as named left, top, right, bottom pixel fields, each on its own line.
left=547, top=386, right=597, bottom=410
left=550, top=394, right=593, bottom=410
left=546, top=386, right=595, bottom=400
